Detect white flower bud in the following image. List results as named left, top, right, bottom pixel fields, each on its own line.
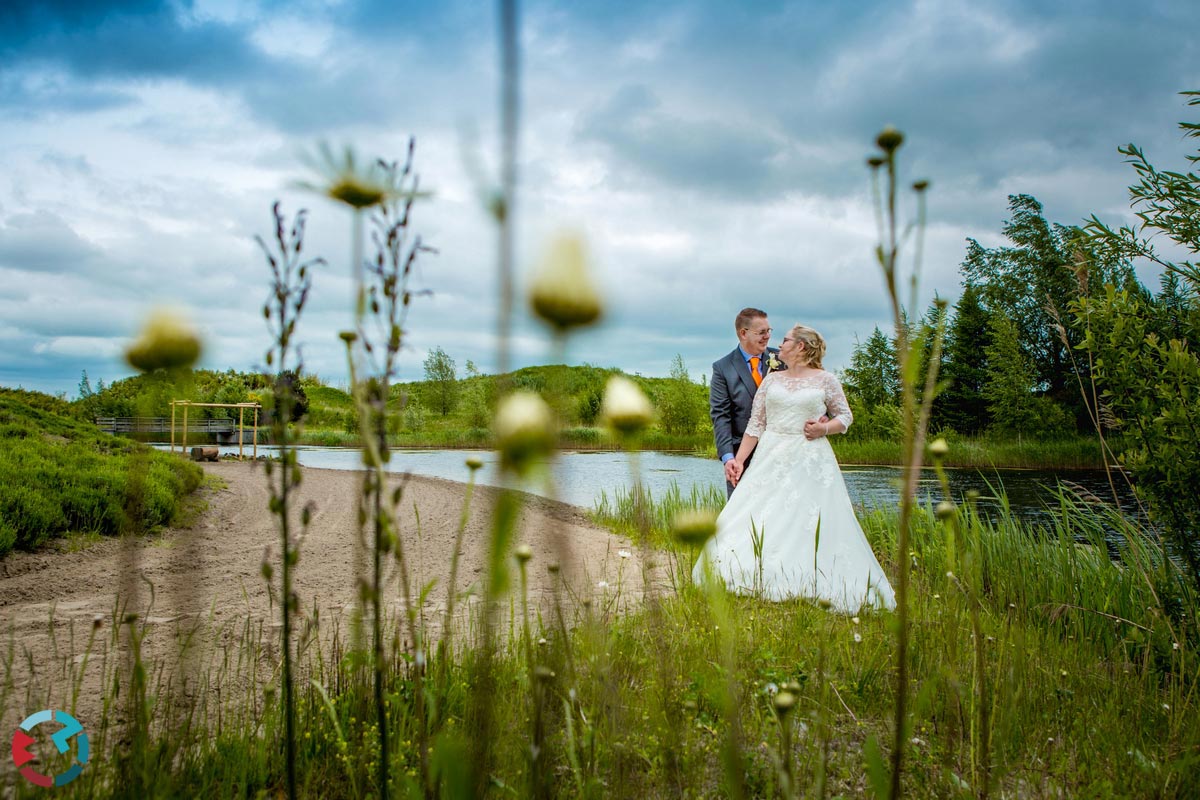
left=494, top=391, right=554, bottom=473
left=671, top=509, right=718, bottom=547
left=529, top=232, right=603, bottom=331
left=602, top=376, right=653, bottom=436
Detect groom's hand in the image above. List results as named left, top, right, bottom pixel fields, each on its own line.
left=724, top=459, right=739, bottom=485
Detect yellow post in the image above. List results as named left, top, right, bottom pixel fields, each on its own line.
left=182, top=403, right=189, bottom=454
left=238, top=405, right=245, bottom=460
left=253, top=406, right=259, bottom=459
left=170, top=401, right=176, bottom=454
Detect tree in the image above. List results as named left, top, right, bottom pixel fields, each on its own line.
left=982, top=314, right=1034, bottom=434
left=844, top=327, right=898, bottom=408
left=274, top=369, right=308, bottom=422
left=937, top=285, right=992, bottom=433
left=963, top=194, right=1135, bottom=427
left=423, top=347, right=458, bottom=416
left=657, top=354, right=706, bottom=435
left=78, top=370, right=94, bottom=400
left=1080, top=91, right=1200, bottom=581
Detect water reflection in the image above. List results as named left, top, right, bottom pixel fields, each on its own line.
left=160, top=445, right=1135, bottom=526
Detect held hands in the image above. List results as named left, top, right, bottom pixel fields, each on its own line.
left=725, top=459, right=745, bottom=487
left=804, top=414, right=832, bottom=441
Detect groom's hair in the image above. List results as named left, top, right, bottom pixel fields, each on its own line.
left=734, top=307, right=767, bottom=332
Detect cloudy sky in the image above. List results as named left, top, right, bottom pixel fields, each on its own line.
left=1, top=0, right=1196, bottom=397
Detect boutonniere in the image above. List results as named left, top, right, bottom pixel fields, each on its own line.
left=766, top=353, right=783, bottom=372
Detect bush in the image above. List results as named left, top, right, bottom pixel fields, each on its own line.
left=0, top=391, right=203, bottom=555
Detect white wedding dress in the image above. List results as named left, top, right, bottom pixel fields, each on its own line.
left=694, top=371, right=897, bottom=613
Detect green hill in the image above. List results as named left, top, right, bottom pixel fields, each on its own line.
left=0, top=388, right=203, bottom=556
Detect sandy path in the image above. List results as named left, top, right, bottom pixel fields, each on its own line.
left=0, top=461, right=651, bottom=751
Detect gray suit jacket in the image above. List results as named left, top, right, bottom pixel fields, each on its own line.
left=710, top=346, right=781, bottom=461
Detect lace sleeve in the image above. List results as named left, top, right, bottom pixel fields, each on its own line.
left=743, top=375, right=770, bottom=439
left=824, top=373, right=853, bottom=430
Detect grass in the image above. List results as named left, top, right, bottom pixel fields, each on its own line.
left=0, top=390, right=203, bottom=556
left=6, top=483, right=1196, bottom=798
left=832, top=434, right=1114, bottom=470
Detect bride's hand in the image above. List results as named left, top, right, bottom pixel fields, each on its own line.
left=729, top=460, right=744, bottom=486
left=804, top=418, right=828, bottom=440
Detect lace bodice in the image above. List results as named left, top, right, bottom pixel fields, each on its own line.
left=744, top=371, right=853, bottom=439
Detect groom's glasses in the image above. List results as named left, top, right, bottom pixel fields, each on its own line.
left=745, top=327, right=772, bottom=336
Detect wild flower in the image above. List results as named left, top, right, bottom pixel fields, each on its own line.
left=494, top=391, right=554, bottom=474
left=125, top=309, right=202, bottom=373
left=671, top=509, right=718, bottom=547
left=528, top=232, right=603, bottom=331
left=602, top=376, right=654, bottom=437
left=297, top=143, right=403, bottom=210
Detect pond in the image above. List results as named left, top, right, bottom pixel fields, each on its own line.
left=161, top=444, right=1136, bottom=527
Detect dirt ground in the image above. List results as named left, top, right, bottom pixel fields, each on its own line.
left=0, top=461, right=653, bottom=756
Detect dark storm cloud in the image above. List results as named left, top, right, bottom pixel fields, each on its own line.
left=0, top=0, right=265, bottom=84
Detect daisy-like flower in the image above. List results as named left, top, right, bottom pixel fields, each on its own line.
left=617, top=549, right=632, bottom=559
left=297, top=142, right=427, bottom=210
left=596, top=580, right=609, bottom=590
left=853, top=632, right=862, bottom=643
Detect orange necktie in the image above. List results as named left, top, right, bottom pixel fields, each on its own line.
left=750, top=356, right=762, bottom=387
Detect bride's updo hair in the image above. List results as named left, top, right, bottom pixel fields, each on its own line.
left=788, top=324, right=826, bottom=368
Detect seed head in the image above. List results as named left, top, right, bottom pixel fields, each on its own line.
left=529, top=232, right=603, bottom=331
left=867, top=155, right=885, bottom=169
left=125, top=309, right=202, bottom=373
left=671, top=509, right=718, bottom=547
left=773, top=690, right=797, bottom=714
left=876, top=125, right=904, bottom=153
left=912, top=179, right=930, bottom=192
left=928, top=438, right=949, bottom=459
left=494, top=391, right=555, bottom=474
left=602, top=376, right=653, bottom=437
left=935, top=500, right=956, bottom=521
left=515, top=544, right=533, bottom=564
left=465, top=456, right=484, bottom=471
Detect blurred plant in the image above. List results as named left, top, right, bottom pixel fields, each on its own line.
left=865, top=126, right=943, bottom=799
left=256, top=201, right=322, bottom=800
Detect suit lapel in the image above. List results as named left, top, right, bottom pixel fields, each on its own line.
left=734, top=350, right=758, bottom=396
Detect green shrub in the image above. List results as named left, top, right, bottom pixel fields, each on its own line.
left=0, top=391, right=203, bottom=555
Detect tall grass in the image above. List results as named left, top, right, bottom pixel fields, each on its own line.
left=7, top=482, right=1196, bottom=798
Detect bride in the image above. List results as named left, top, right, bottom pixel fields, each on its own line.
left=693, top=324, right=896, bottom=613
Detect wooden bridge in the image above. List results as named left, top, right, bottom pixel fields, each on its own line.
left=96, top=417, right=238, bottom=435
left=97, top=401, right=262, bottom=458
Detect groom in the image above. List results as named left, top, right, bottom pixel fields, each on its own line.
left=710, top=307, right=780, bottom=496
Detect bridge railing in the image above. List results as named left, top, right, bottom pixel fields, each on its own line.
left=95, top=417, right=238, bottom=434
